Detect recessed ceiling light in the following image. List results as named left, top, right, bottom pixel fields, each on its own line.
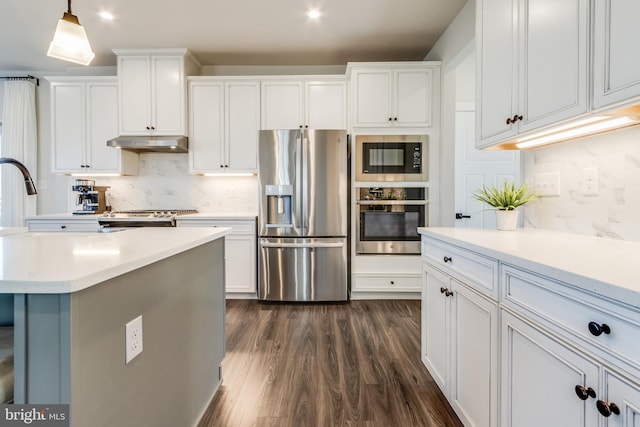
left=307, top=9, right=321, bottom=19
left=99, top=11, right=114, bottom=20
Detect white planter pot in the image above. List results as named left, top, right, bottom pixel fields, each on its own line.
left=496, top=210, right=519, bottom=231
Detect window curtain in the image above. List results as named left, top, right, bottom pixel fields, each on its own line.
left=1, top=81, right=37, bottom=227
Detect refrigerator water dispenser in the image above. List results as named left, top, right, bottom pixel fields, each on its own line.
left=265, top=184, right=292, bottom=226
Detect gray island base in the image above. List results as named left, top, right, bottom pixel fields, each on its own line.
left=12, top=238, right=225, bottom=427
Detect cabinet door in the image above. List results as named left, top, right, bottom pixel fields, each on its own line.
left=422, top=263, right=449, bottom=392
left=476, top=0, right=517, bottom=147
left=86, top=82, right=120, bottom=173
left=602, top=370, right=640, bottom=427
left=225, top=234, right=257, bottom=293
left=501, top=310, right=600, bottom=427
left=394, top=69, right=432, bottom=127
left=152, top=56, right=185, bottom=135
left=51, top=83, right=85, bottom=173
left=226, top=82, right=260, bottom=172
left=593, top=0, right=640, bottom=109
left=450, top=280, right=498, bottom=427
left=261, top=81, right=304, bottom=129
left=189, top=82, right=224, bottom=173
left=118, top=56, right=151, bottom=135
left=352, top=69, right=392, bottom=127
left=518, top=0, right=588, bottom=133
left=305, top=81, right=347, bottom=129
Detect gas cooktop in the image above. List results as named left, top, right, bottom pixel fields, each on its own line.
left=98, top=210, right=198, bottom=227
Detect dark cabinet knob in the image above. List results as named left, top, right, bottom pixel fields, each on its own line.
left=506, top=114, right=523, bottom=125
left=574, top=385, right=596, bottom=401
left=588, top=321, right=611, bottom=336
left=146, top=126, right=151, bottom=130
left=388, top=117, right=393, bottom=121
left=151, top=126, right=155, bottom=130
left=596, top=400, right=620, bottom=417
left=61, top=225, right=67, bottom=229
left=224, top=165, right=229, bottom=168
left=305, top=125, right=309, bottom=128
left=444, top=256, right=452, bottom=263
left=390, top=281, right=395, bottom=285
left=439, top=287, right=453, bottom=297
left=299, top=125, right=303, bottom=128
left=394, top=117, right=398, bottom=121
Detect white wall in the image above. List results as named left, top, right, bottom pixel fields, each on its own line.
left=523, top=126, right=640, bottom=241
left=424, top=0, right=476, bottom=226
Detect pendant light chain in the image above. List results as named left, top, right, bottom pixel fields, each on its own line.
left=68, top=0, right=72, bottom=14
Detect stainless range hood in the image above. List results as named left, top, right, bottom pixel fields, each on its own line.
left=107, top=135, right=188, bottom=153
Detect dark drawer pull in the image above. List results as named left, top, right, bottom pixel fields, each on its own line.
left=596, top=400, right=620, bottom=417
left=574, top=385, right=596, bottom=401
left=443, top=256, right=452, bottom=263
left=588, top=321, right=611, bottom=336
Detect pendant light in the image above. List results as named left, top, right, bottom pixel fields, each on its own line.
left=47, top=0, right=95, bottom=66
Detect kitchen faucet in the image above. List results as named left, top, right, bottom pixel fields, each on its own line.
left=0, top=157, right=37, bottom=195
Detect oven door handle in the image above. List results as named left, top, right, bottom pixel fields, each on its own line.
left=356, top=200, right=429, bottom=205
left=260, top=241, right=344, bottom=249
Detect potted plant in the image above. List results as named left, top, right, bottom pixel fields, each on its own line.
left=473, top=181, right=536, bottom=230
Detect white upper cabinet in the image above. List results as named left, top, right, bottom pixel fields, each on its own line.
left=115, top=49, right=200, bottom=136
left=476, top=0, right=589, bottom=148
left=350, top=63, right=436, bottom=128
left=48, top=77, right=137, bottom=175
left=261, top=78, right=346, bottom=130
left=593, top=0, right=640, bottom=109
left=189, top=78, right=260, bottom=174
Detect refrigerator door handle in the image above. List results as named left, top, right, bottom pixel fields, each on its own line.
left=260, top=241, right=345, bottom=249
left=295, top=131, right=303, bottom=230
left=301, top=129, right=309, bottom=231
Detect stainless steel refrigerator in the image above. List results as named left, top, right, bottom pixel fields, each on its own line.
left=258, top=129, right=348, bottom=302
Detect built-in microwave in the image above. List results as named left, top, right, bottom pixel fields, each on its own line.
left=355, top=134, right=428, bottom=182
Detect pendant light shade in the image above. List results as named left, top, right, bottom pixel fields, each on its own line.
left=47, top=1, right=95, bottom=66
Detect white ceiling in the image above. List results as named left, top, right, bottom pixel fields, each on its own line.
left=1, top=0, right=467, bottom=72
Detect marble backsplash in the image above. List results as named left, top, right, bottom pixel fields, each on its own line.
left=523, top=125, right=640, bottom=242
left=70, top=153, right=259, bottom=213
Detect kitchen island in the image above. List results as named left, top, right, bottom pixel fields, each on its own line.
left=0, top=227, right=230, bottom=427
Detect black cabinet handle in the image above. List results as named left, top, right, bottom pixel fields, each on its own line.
left=146, top=126, right=151, bottom=130
left=445, top=290, right=453, bottom=297
left=455, top=213, right=471, bottom=219
left=506, top=114, right=523, bottom=125
left=151, top=126, right=155, bottom=130
left=596, top=400, right=620, bottom=417
left=588, top=322, right=611, bottom=336
left=574, top=385, right=596, bottom=400
left=440, top=287, right=446, bottom=294
left=61, top=225, right=67, bottom=229
left=444, top=256, right=452, bottom=263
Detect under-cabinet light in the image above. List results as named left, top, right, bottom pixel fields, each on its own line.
left=201, top=173, right=257, bottom=177
left=70, top=173, right=121, bottom=177
left=515, top=116, right=638, bottom=149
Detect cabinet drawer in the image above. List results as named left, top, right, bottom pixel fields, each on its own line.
left=27, top=221, right=100, bottom=232
left=502, top=265, right=640, bottom=368
left=422, top=237, right=498, bottom=297
left=353, top=274, right=421, bottom=292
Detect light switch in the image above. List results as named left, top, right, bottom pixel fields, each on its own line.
left=535, top=172, right=561, bottom=197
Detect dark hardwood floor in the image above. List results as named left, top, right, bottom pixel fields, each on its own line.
left=198, top=300, right=462, bottom=427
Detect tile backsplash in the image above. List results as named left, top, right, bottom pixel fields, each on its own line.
left=523, top=125, right=640, bottom=242
left=72, top=153, right=259, bottom=213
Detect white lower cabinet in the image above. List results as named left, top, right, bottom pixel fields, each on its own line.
left=500, top=310, right=600, bottom=427
left=25, top=217, right=100, bottom=232
left=421, top=262, right=498, bottom=427
left=421, top=233, right=640, bottom=427
left=177, top=218, right=257, bottom=296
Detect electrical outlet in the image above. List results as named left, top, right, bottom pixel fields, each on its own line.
left=534, top=172, right=561, bottom=196
left=125, top=315, right=143, bottom=364
left=582, top=167, right=599, bottom=196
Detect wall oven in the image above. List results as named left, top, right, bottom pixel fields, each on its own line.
left=356, top=187, right=428, bottom=255
left=355, top=134, right=428, bottom=182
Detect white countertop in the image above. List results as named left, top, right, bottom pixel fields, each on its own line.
left=0, top=227, right=230, bottom=294
left=25, top=212, right=258, bottom=221
left=418, top=227, right=640, bottom=309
